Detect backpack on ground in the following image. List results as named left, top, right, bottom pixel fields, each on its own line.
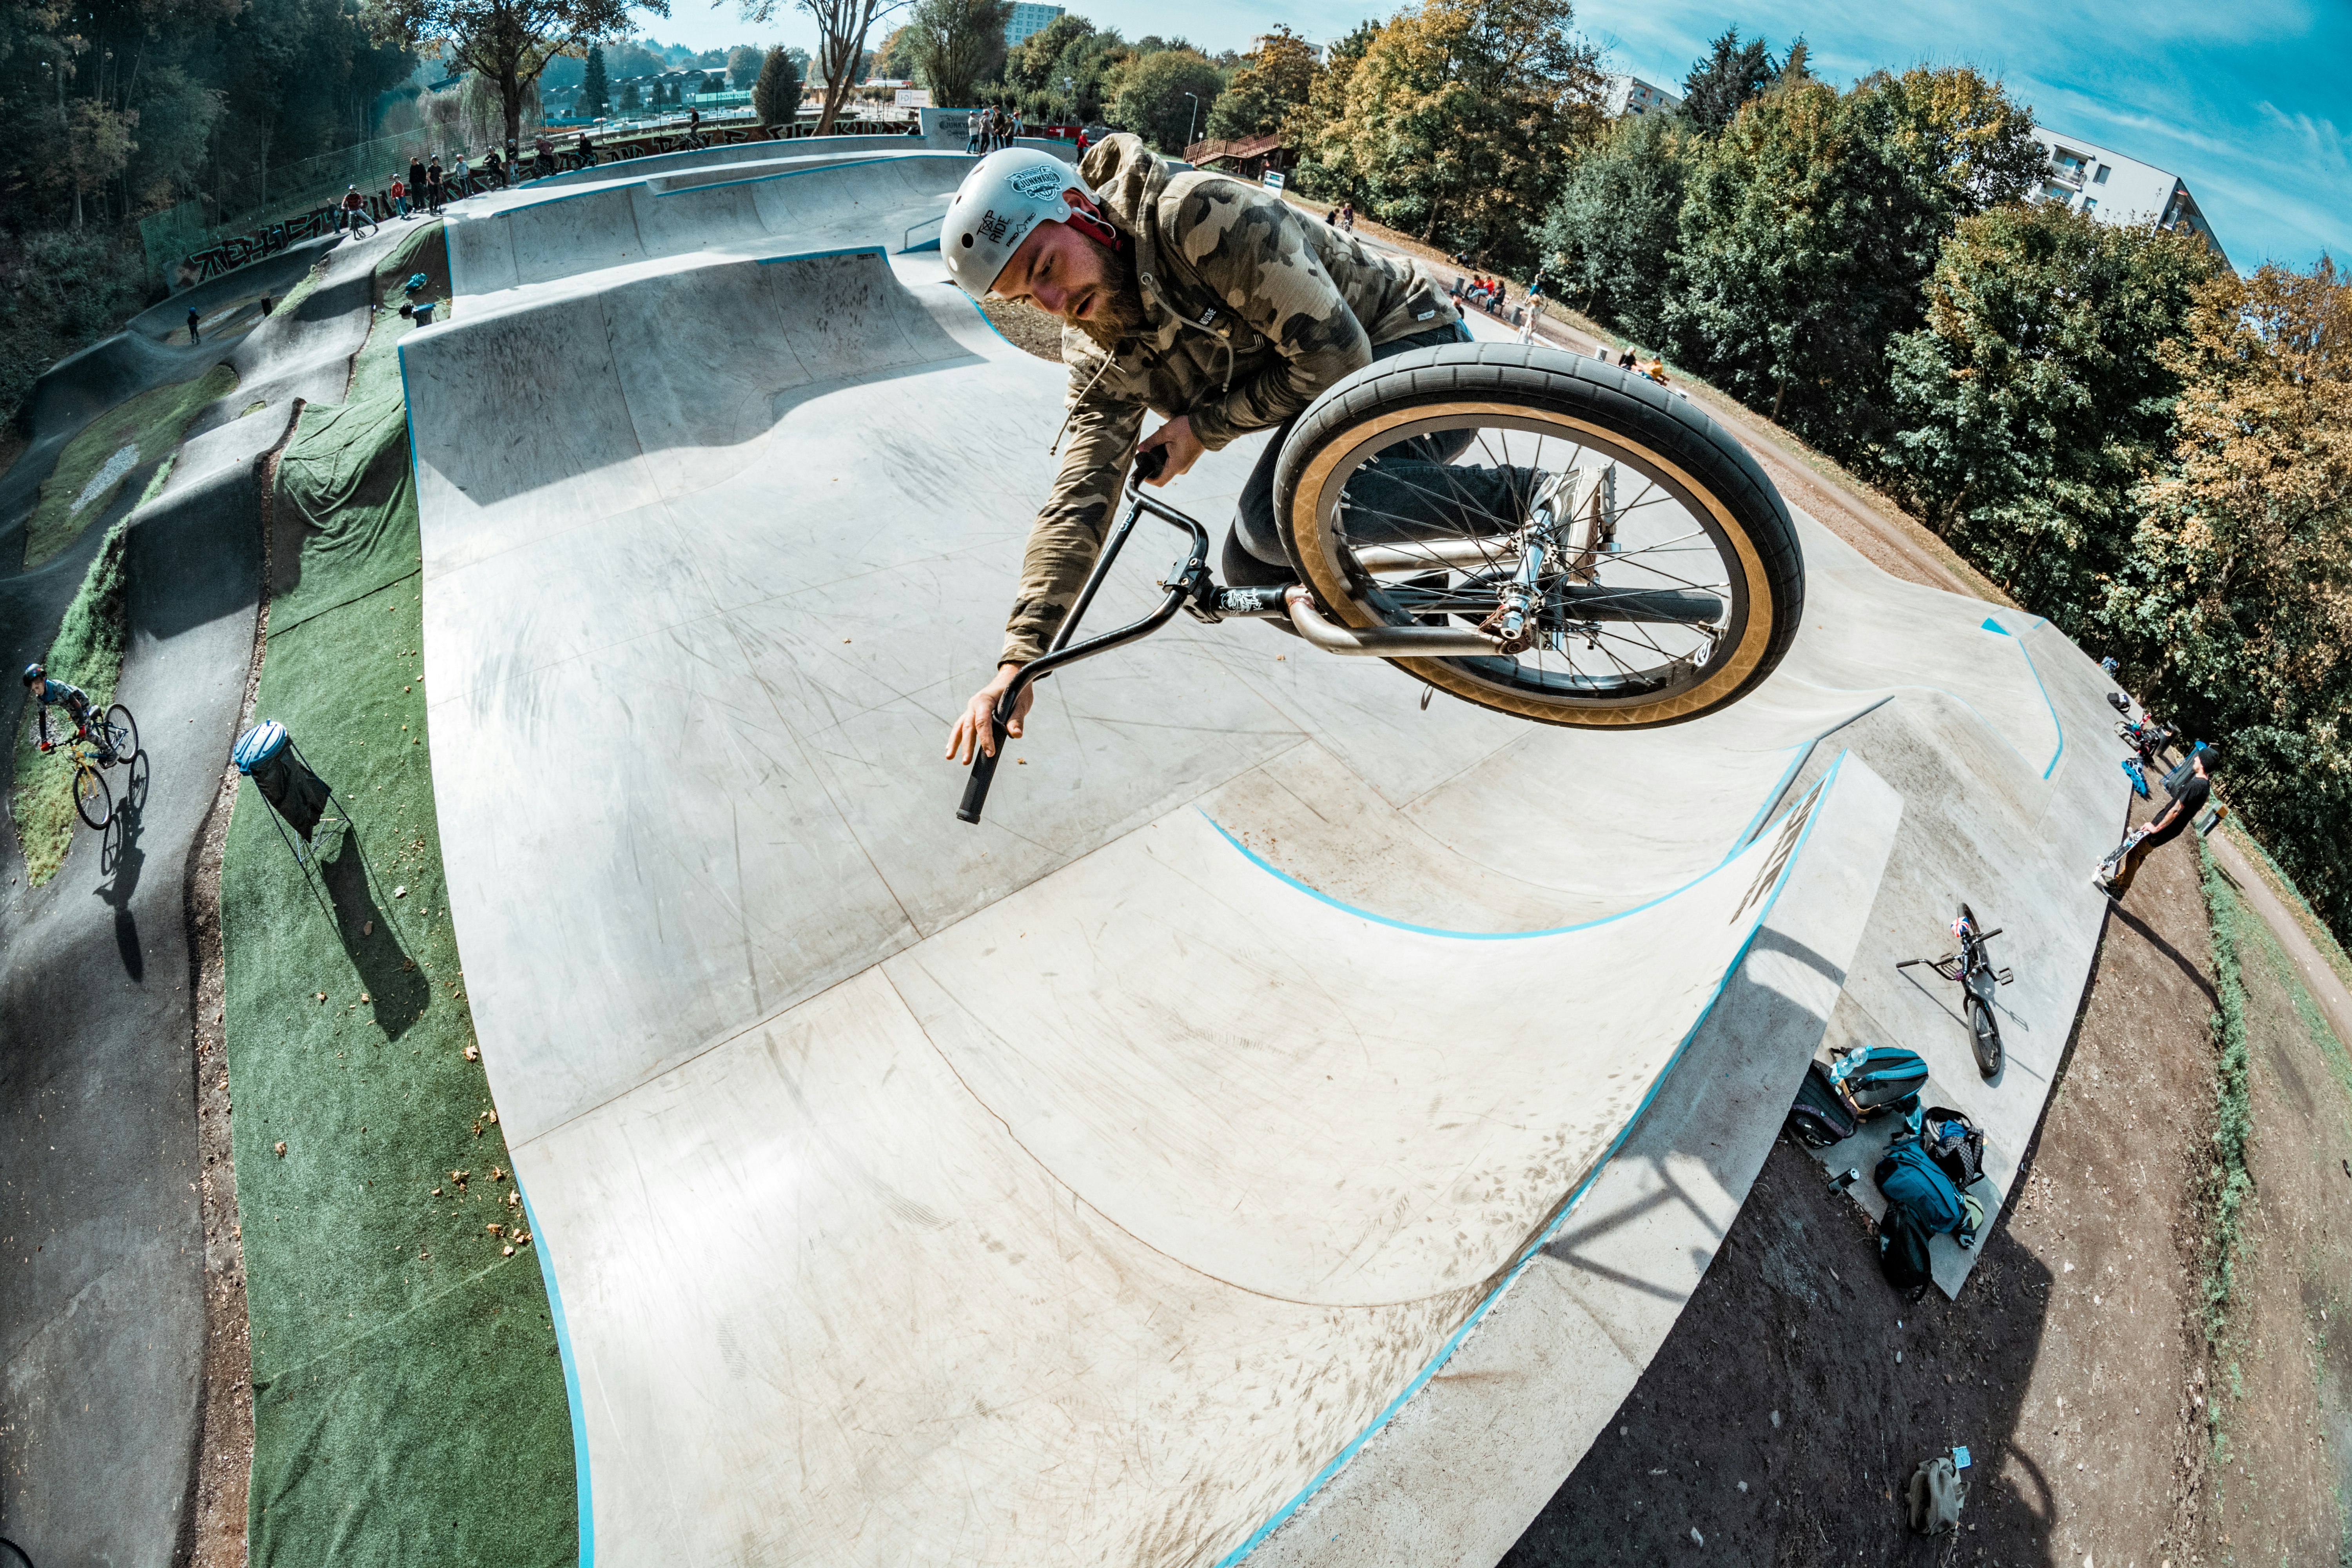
left=1785, top=1060, right=1859, bottom=1148
left=1878, top=1201, right=1935, bottom=1298
left=1829, top=1045, right=1929, bottom=1121
left=1918, top=1106, right=1986, bottom=1191
left=1875, top=1138, right=1967, bottom=1234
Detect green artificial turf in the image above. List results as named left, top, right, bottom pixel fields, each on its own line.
left=24, top=361, right=236, bottom=566
left=222, top=233, right=579, bottom=1568
left=9, top=516, right=129, bottom=884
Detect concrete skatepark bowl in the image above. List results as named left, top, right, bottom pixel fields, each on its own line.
left=401, top=147, right=2130, bottom=1564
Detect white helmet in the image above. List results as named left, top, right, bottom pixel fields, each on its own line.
left=941, top=148, right=1095, bottom=299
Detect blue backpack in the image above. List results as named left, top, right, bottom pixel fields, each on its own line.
left=1828, top=1045, right=1929, bottom=1122
left=1875, top=1139, right=1967, bottom=1235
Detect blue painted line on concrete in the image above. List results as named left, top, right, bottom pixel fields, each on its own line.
left=1213, top=756, right=1847, bottom=1566
left=516, top=1182, right=593, bottom=1568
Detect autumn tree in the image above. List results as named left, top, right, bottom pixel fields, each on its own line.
left=1204, top=24, right=1319, bottom=140
left=1320, top=0, right=1602, bottom=267
left=362, top=0, right=655, bottom=149
left=2102, top=260, right=2352, bottom=927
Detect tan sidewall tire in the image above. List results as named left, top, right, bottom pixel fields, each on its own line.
left=1274, top=350, right=1804, bottom=731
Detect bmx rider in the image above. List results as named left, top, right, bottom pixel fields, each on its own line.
left=22, top=664, right=116, bottom=764
left=939, top=138, right=1564, bottom=764
left=2096, top=746, right=2218, bottom=899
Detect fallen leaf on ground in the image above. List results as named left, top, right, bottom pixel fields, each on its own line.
left=392, top=885, right=407, bottom=898
left=360, top=992, right=370, bottom=1003
left=490, top=1167, right=505, bottom=1181
left=463, top=1046, right=479, bottom=1061
left=485, top=1109, right=497, bottom=1123
left=503, top=1244, right=515, bottom=1256
left=362, top=920, right=373, bottom=937
left=274, top=1142, right=287, bottom=1156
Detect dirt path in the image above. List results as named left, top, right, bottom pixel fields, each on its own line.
left=2210, top=831, right=2352, bottom=1057
left=1506, top=793, right=2223, bottom=1565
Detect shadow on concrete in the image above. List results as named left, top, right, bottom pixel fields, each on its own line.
left=95, top=750, right=152, bottom=978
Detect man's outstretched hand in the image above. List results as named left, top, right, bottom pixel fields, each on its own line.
left=948, top=662, right=1035, bottom=764
left=1137, top=415, right=1204, bottom=486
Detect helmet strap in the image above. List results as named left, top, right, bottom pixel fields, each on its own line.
left=1063, top=209, right=1123, bottom=253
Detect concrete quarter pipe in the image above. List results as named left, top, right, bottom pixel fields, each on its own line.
left=396, top=150, right=2124, bottom=1563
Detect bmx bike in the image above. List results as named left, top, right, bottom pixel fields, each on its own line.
left=958, top=344, right=1808, bottom=824
left=338, top=212, right=379, bottom=241
left=1897, top=902, right=2014, bottom=1078
left=38, top=701, right=139, bottom=830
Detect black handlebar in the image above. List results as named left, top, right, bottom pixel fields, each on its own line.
left=958, top=465, right=1209, bottom=825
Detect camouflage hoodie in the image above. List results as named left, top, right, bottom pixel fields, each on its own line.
left=999, top=133, right=1457, bottom=665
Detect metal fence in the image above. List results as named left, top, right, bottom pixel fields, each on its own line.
left=148, top=119, right=916, bottom=289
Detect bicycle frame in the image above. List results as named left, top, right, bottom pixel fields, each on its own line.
left=956, top=456, right=1514, bottom=826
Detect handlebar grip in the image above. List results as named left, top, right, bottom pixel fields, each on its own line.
left=956, top=719, right=1009, bottom=825
left=1133, top=445, right=1167, bottom=483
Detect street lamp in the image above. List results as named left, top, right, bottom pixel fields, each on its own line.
left=1183, top=91, right=1200, bottom=152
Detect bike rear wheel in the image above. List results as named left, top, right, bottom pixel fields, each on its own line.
left=1273, top=344, right=1804, bottom=728
left=74, top=763, right=113, bottom=829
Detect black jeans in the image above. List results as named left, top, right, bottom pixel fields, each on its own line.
left=1231, top=319, right=1535, bottom=573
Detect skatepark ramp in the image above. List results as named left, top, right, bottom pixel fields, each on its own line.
left=396, top=149, right=2127, bottom=1564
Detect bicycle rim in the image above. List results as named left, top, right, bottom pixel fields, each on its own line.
left=74, top=765, right=112, bottom=829
left=1288, top=401, right=1778, bottom=726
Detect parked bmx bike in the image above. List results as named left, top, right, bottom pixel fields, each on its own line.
left=958, top=344, right=1807, bottom=823
left=1897, top=903, right=2014, bottom=1079
left=38, top=700, right=139, bottom=830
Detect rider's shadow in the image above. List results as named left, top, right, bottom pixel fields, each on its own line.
left=97, top=753, right=149, bottom=980
left=320, top=828, right=431, bottom=1038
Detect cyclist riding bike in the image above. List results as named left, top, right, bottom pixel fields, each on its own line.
left=22, top=663, right=116, bottom=764
left=337, top=184, right=366, bottom=233
left=940, top=139, right=1571, bottom=764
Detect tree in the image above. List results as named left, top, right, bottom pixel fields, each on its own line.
left=1880, top=201, right=2220, bottom=622
left=1319, top=0, right=1602, bottom=267
left=727, top=42, right=762, bottom=88
left=737, top=0, right=901, bottom=133
left=1284, top=18, right=1374, bottom=196
left=2100, top=260, right=2352, bottom=931
left=1108, top=46, right=1223, bottom=154
left=1679, top=25, right=1776, bottom=133
left=751, top=44, right=801, bottom=125
left=1662, top=65, right=2042, bottom=449
left=1539, top=106, right=1689, bottom=341
left=361, top=0, right=661, bottom=150
left=903, top=0, right=1009, bottom=108
left=619, top=79, right=640, bottom=111
left=57, top=100, right=138, bottom=230
left=1204, top=23, right=1318, bottom=140
left=582, top=45, right=609, bottom=110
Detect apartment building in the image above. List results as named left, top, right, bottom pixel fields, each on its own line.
left=1006, top=3, right=1064, bottom=47
left=1602, top=73, right=1683, bottom=118
left=2032, top=126, right=2224, bottom=258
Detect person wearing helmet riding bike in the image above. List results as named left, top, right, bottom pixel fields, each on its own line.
left=941, top=137, right=1555, bottom=764
left=21, top=664, right=115, bottom=764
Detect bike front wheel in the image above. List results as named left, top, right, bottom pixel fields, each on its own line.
left=1272, top=345, right=1805, bottom=728
left=104, top=702, right=138, bottom=764
left=74, top=763, right=113, bottom=829
left=1966, top=995, right=2002, bottom=1078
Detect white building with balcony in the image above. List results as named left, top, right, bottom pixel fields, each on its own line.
left=1602, top=74, right=1682, bottom=118
left=2032, top=126, right=2224, bottom=260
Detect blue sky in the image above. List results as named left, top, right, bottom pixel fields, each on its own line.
left=641, top=0, right=2345, bottom=270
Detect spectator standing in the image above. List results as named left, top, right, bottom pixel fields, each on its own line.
left=685, top=107, right=702, bottom=146
left=408, top=152, right=427, bottom=207
left=426, top=155, right=444, bottom=213
left=452, top=151, right=470, bottom=198
left=186, top=306, right=201, bottom=344
left=2097, top=748, right=2219, bottom=898
left=1339, top=201, right=1355, bottom=232
left=390, top=174, right=408, bottom=217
